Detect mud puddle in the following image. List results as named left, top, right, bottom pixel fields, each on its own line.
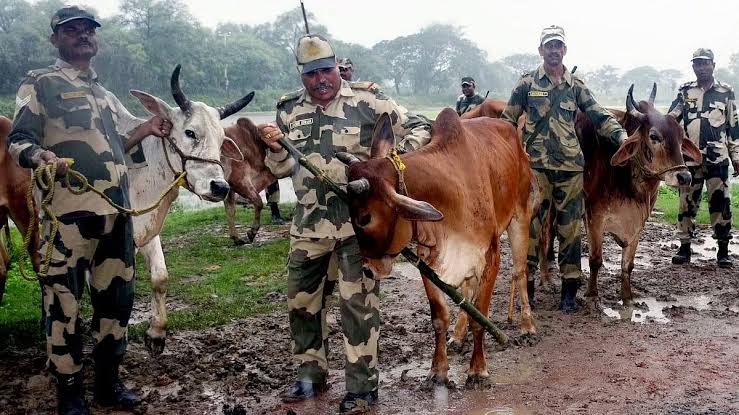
left=602, top=295, right=712, bottom=323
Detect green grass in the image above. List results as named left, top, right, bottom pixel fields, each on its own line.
left=653, top=184, right=739, bottom=227
left=0, top=204, right=293, bottom=348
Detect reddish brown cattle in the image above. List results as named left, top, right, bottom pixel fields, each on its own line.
left=460, top=99, right=507, bottom=119
left=0, top=116, right=40, bottom=303
left=540, top=84, right=702, bottom=306
left=222, top=117, right=278, bottom=245
left=340, top=109, right=536, bottom=387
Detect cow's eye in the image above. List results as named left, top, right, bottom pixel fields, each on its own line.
left=649, top=132, right=662, bottom=142
left=185, top=129, right=197, bottom=139
left=358, top=214, right=371, bottom=227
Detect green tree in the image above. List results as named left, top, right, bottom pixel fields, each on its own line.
left=502, top=53, right=540, bottom=74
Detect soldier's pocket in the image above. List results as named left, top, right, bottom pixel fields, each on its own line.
left=333, top=126, right=362, bottom=153
left=58, top=95, right=93, bottom=129
left=287, top=124, right=313, bottom=152
left=558, top=101, right=579, bottom=148
left=707, top=102, right=726, bottom=128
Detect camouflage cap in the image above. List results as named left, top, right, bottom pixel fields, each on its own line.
left=50, top=5, right=101, bottom=32
left=295, top=34, right=336, bottom=74
left=540, top=25, right=565, bottom=46
left=338, top=58, right=353, bottom=69
left=691, top=48, right=714, bottom=61
left=461, top=76, right=475, bottom=86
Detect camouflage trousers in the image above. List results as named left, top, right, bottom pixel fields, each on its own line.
left=677, top=164, right=733, bottom=243
left=266, top=181, right=280, bottom=204
left=287, top=235, right=380, bottom=394
left=527, top=169, right=584, bottom=280
left=41, top=213, right=135, bottom=376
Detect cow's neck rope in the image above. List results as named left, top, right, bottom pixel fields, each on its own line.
left=630, top=150, right=687, bottom=180
left=161, top=135, right=224, bottom=192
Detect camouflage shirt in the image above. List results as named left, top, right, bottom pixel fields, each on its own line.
left=668, top=80, right=739, bottom=166
left=502, top=65, right=626, bottom=172
left=266, top=80, right=432, bottom=239
left=8, top=59, right=143, bottom=219
left=456, top=94, right=485, bottom=115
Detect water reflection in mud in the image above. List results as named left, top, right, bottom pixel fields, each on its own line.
left=603, top=295, right=712, bottom=323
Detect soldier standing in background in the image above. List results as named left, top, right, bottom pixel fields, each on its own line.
left=669, top=48, right=739, bottom=268
left=338, top=58, right=354, bottom=81
left=455, top=76, right=484, bottom=115
left=258, top=34, right=430, bottom=413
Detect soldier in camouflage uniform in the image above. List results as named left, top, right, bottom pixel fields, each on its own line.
left=669, top=48, right=739, bottom=268
left=7, top=6, right=171, bottom=415
left=338, top=58, right=354, bottom=82
left=455, top=76, right=485, bottom=115
left=502, top=25, right=628, bottom=312
left=259, top=34, right=431, bottom=414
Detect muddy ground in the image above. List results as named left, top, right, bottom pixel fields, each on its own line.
left=1, top=220, right=738, bottom=415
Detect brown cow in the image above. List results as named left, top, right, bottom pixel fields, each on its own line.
left=460, top=99, right=506, bottom=120
left=540, top=84, right=702, bottom=307
left=340, top=109, right=536, bottom=387
left=0, top=116, right=40, bottom=303
left=222, top=117, right=279, bottom=245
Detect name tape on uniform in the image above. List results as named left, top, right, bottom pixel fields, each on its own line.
left=528, top=91, right=549, bottom=97
left=61, top=91, right=88, bottom=99
left=289, top=119, right=314, bottom=130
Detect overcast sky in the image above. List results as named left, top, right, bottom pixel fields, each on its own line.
left=90, top=0, right=738, bottom=83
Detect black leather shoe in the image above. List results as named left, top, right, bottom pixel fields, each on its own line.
left=279, top=381, right=329, bottom=403
left=717, top=241, right=733, bottom=268
left=559, top=279, right=581, bottom=313
left=94, top=363, right=140, bottom=409
left=339, top=390, right=378, bottom=414
left=269, top=202, right=285, bottom=225
left=672, top=242, right=691, bottom=265
left=56, top=373, right=90, bottom=415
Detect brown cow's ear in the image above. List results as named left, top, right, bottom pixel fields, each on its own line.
left=370, top=112, right=396, bottom=159
left=221, top=137, right=244, bottom=161
left=681, top=138, right=702, bottom=164
left=610, top=135, right=640, bottom=166
left=130, top=90, right=172, bottom=121
left=392, top=193, right=444, bottom=222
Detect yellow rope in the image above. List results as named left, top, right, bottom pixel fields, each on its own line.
left=389, top=148, right=406, bottom=172
left=17, top=159, right=187, bottom=280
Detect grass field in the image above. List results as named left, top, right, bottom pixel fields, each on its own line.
left=1, top=185, right=737, bottom=349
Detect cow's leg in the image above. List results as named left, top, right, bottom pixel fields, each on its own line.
left=421, top=275, right=450, bottom=386
left=140, top=236, right=168, bottom=355
left=224, top=192, right=248, bottom=246
left=620, top=242, right=639, bottom=305
left=508, top=213, right=535, bottom=334
left=0, top=220, right=8, bottom=304
left=467, top=247, right=500, bottom=389
left=449, top=282, right=474, bottom=350
left=584, top=212, right=605, bottom=310
left=231, top=179, right=263, bottom=243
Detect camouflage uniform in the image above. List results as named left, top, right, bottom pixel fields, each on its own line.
left=669, top=80, right=739, bottom=243
left=502, top=65, right=626, bottom=281
left=455, top=93, right=485, bottom=115
left=266, top=79, right=430, bottom=393
left=7, top=59, right=142, bottom=376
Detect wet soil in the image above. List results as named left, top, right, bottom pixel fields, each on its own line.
left=1, top=220, right=738, bottom=415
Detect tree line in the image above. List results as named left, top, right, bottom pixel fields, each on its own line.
left=1, top=0, right=739, bottom=115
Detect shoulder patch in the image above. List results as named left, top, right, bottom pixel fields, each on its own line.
left=715, top=80, right=733, bottom=92
left=277, top=89, right=303, bottom=108
left=15, top=94, right=31, bottom=108
left=25, top=66, right=56, bottom=79
left=350, top=81, right=378, bottom=92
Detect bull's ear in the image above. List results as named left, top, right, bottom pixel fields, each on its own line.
left=370, top=112, right=396, bottom=159
left=221, top=137, right=244, bottom=161
left=391, top=192, right=444, bottom=221
left=610, top=135, right=640, bottom=166
left=130, top=90, right=172, bottom=121
left=681, top=138, right=702, bottom=164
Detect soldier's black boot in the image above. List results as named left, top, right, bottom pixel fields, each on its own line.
left=56, top=373, right=90, bottom=415
left=94, top=361, right=140, bottom=409
left=717, top=241, right=733, bottom=268
left=339, top=390, right=378, bottom=414
left=527, top=279, right=536, bottom=309
left=559, top=279, right=580, bottom=313
left=269, top=202, right=285, bottom=225
left=279, top=380, right=329, bottom=403
left=671, top=242, right=691, bottom=265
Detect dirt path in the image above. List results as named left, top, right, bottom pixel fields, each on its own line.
left=1, top=220, right=738, bottom=414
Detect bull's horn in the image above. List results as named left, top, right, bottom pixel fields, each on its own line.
left=336, top=152, right=360, bottom=166
left=626, top=84, right=646, bottom=122
left=347, top=178, right=370, bottom=195
left=171, top=64, right=192, bottom=114
left=648, top=82, right=657, bottom=105
left=667, top=101, right=683, bottom=118
left=218, top=91, right=255, bottom=120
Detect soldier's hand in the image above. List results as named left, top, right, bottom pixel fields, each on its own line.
left=258, top=123, right=285, bottom=152
left=33, top=150, right=69, bottom=177
left=147, top=116, right=172, bottom=138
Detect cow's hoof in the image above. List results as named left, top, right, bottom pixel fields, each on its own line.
left=247, top=229, right=257, bottom=243
left=421, top=373, right=452, bottom=390
left=231, top=237, right=249, bottom=246
left=513, top=332, right=540, bottom=347
left=464, top=374, right=490, bottom=390
left=145, top=333, right=166, bottom=355
left=585, top=296, right=601, bottom=315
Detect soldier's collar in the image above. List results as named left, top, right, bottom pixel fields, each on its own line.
left=536, top=65, right=573, bottom=86
left=55, top=58, right=97, bottom=81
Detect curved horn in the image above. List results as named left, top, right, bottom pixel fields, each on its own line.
left=648, top=82, right=657, bottom=105
left=335, top=151, right=361, bottom=166
left=218, top=91, right=255, bottom=120
left=347, top=178, right=370, bottom=195
left=170, top=64, right=192, bottom=113
left=625, top=84, right=646, bottom=122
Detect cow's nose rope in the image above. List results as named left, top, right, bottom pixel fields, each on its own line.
left=16, top=160, right=187, bottom=281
